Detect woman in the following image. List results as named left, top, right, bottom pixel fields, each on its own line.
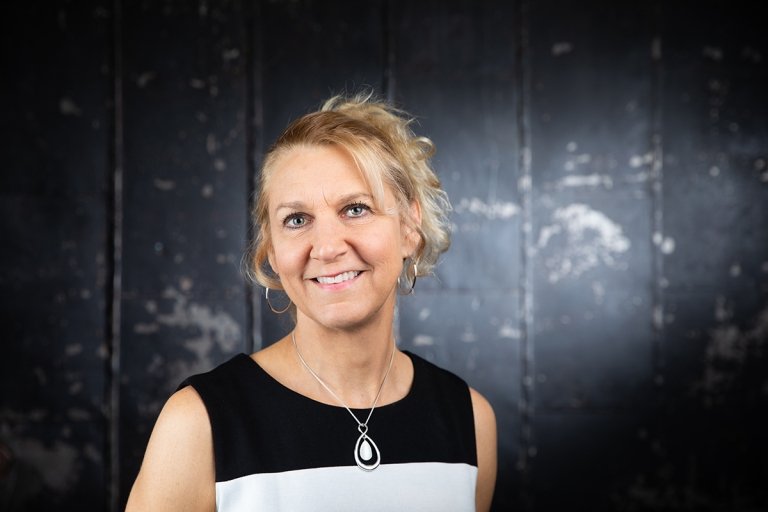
left=127, top=93, right=497, bottom=511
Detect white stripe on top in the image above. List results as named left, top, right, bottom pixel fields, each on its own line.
left=216, top=461, right=477, bottom=512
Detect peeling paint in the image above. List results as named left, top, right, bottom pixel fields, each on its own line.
left=652, top=233, right=675, bottom=255
left=413, top=335, right=434, bottom=346
left=696, top=306, right=768, bottom=403
left=454, top=197, right=519, bottom=219
left=702, top=46, right=724, bottom=61
left=558, top=173, right=613, bottom=189
left=206, top=133, right=219, bottom=155
left=629, top=152, right=653, bottom=168
left=563, top=153, right=591, bottom=172
left=59, top=97, right=82, bottom=116
left=552, top=41, right=573, bottom=56
left=153, top=178, right=176, bottom=191
left=10, top=438, right=79, bottom=491
left=537, top=204, right=630, bottom=283
left=498, top=321, right=520, bottom=339
left=136, top=71, right=156, bottom=88
left=222, top=48, right=240, bottom=61
left=152, top=286, right=242, bottom=389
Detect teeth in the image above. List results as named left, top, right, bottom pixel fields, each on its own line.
left=317, top=271, right=360, bottom=284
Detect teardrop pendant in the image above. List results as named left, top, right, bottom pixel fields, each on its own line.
left=354, top=432, right=381, bottom=471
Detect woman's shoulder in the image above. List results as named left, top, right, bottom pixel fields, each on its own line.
left=126, top=386, right=215, bottom=511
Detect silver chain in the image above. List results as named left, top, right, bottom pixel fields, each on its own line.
left=291, top=331, right=396, bottom=429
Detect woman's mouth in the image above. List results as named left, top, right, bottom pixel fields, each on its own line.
left=314, top=271, right=361, bottom=285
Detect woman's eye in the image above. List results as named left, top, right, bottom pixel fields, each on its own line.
left=284, top=214, right=307, bottom=228
left=345, top=203, right=370, bottom=218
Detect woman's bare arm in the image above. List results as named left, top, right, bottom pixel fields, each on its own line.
left=126, top=386, right=215, bottom=512
left=470, top=387, right=498, bottom=512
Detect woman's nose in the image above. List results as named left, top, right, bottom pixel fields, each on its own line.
left=309, top=217, right=348, bottom=261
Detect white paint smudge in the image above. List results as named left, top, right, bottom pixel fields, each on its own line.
left=461, top=327, right=478, bottom=343
left=413, top=335, right=434, bottom=346
left=222, top=48, right=240, bottom=61
left=660, top=237, right=675, bottom=255
left=153, top=179, right=176, bottom=191
left=65, top=344, right=82, bottom=356
left=149, top=286, right=242, bottom=390
left=629, top=152, right=653, bottom=169
left=552, top=42, right=574, bottom=56
left=59, top=97, right=82, bottom=116
left=418, top=308, right=430, bottom=321
left=206, top=133, right=218, bottom=155
left=11, top=438, right=78, bottom=491
left=651, top=36, right=662, bottom=60
left=591, top=281, right=605, bottom=305
left=714, top=295, right=733, bottom=322
left=498, top=321, right=520, bottom=339
left=518, top=174, right=532, bottom=192
left=652, top=233, right=675, bottom=254
left=455, top=198, right=519, bottom=219
left=563, top=153, right=591, bottom=172
left=559, top=173, right=613, bottom=189
left=136, top=71, right=156, bottom=88
left=702, top=46, right=724, bottom=61
left=697, top=306, right=768, bottom=402
left=537, top=204, right=631, bottom=283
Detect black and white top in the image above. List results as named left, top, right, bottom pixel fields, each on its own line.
left=181, top=351, right=478, bottom=511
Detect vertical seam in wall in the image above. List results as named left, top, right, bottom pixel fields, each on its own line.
left=382, top=0, right=401, bottom=341
left=515, top=0, right=535, bottom=502
left=382, top=0, right=396, bottom=104
left=245, top=0, right=264, bottom=352
left=650, top=3, right=665, bottom=392
left=108, top=0, right=124, bottom=509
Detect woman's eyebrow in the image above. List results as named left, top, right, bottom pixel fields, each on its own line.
left=333, top=192, right=374, bottom=205
left=273, top=193, right=374, bottom=214
left=274, top=201, right=305, bottom=214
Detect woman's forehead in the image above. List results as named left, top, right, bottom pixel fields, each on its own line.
left=265, top=145, right=395, bottom=210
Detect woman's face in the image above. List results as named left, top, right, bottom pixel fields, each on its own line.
left=266, top=144, right=418, bottom=331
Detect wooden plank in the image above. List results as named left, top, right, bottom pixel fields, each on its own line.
left=392, top=1, right=521, bottom=509
left=526, top=1, right=657, bottom=508
left=654, top=1, right=768, bottom=508
left=0, top=1, right=111, bottom=509
left=117, top=0, right=249, bottom=503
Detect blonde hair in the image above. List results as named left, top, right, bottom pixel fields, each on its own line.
left=245, top=91, right=451, bottom=294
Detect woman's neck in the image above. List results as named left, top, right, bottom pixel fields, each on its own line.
left=291, top=315, right=398, bottom=408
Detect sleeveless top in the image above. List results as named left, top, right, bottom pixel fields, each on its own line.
left=180, top=350, right=478, bottom=512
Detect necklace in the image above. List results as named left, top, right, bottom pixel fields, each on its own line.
left=291, top=331, right=396, bottom=471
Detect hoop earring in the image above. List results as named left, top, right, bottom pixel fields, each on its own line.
left=265, top=287, right=291, bottom=314
left=406, top=261, right=418, bottom=295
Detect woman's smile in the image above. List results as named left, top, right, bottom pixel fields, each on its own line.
left=312, top=270, right=362, bottom=286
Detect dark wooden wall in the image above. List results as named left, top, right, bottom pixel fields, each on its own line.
left=1, top=1, right=766, bottom=511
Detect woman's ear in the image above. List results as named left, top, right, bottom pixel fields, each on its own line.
left=266, top=247, right=277, bottom=276
left=402, top=200, right=423, bottom=257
